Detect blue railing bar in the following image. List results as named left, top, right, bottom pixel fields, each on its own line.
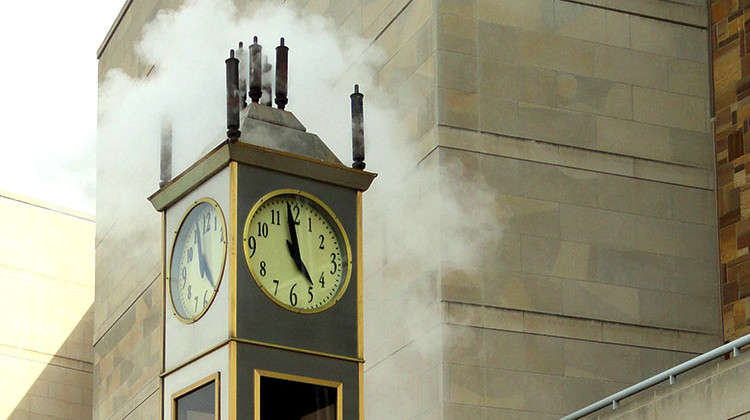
left=559, top=333, right=750, bottom=420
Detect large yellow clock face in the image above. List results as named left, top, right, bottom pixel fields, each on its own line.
left=242, top=190, right=351, bottom=313
left=169, top=199, right=227, bottom=322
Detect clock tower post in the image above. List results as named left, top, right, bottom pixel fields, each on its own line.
left=148, top=38, right=376, bottom=420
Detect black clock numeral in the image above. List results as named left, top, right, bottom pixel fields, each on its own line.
left=247, top=236, right=257, bottom=258
left=308, top=217, right=312, bottom=232
left=292, top=204, right=300, bottom=224
left=319, top=234, right=325, bottom=250
left=330, top=253, right=337, bottom=274
left=260, top=260, right=267, bottom=276
left=187, top=247, right=193, bottom=263
left=187, top=285, right=192, bottom=299
left=194, top=296, right=199, bottom=312
left=203, top=290, right=209, bottom=307
left=271, top=209, right=281, bottom=225
left=319, top=272, right=325, bottom=288
left=181, top=267, right=187, bottom=282
left=273, top=279, right=279, bottom=295
left=257, top=222, right=268, bottom=238
left=202, top=213, right=210, bottom=233
left=308, top=286, right=314, bottom=303
left=290, top=283, right=298, bottom=306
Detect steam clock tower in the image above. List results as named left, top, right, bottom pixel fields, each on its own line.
left=148, top=39, right=375, bottom=420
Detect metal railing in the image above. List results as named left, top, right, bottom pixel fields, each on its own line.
left=560, top=333, right=750, bottom=420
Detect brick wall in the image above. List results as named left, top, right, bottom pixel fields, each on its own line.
left=712, top=0, right=750, bottom=341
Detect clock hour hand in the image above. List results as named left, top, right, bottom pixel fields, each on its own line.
left=200, top=253, right=215, bottom=287
left=287, top=240, right=314, bottom=285
left=195, top=224, right=215, bottom=288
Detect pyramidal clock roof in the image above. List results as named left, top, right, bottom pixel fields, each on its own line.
left=237, top=103, right=342, bottom=165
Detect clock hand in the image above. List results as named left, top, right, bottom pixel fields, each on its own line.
left=300, top=259, right=313, bottom=285
left=286, top=202, right=301, bottom=254
left=200, top=252, right=215, bottom=287
left=286, top=203, right=313, bottom=286
left=195, top=225, right=206, bottom=278
left=195, top=224, right=215, bottom=288
left=285, top=203, right=304, bottom=267
left=287, top=240, right=314, bottom=285
left=286, top=239, right=300, bottom=266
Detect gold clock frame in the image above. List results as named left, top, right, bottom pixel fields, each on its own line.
left=168, top=198, right=228, bottom=324
left=242, top=189, right=353, bottom=314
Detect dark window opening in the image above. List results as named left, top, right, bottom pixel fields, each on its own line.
left=260, top=375, right=337, bottom=420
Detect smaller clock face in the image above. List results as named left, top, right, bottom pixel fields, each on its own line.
left=169, top=199, right=227, bottom=322
left=242, top=190, right=351, bottom=313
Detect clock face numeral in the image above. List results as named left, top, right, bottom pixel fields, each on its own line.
left=242, top=190, right=351, bottom=313
left=169, top=199, right=227, bottom=322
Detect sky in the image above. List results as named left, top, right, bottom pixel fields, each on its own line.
left=0, top=1, right=125, bottom=214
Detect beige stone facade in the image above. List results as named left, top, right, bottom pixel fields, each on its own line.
left=96, top=0, right=724, bottom=419
left=363, top=0, right=719, bottom=418
left=0, top=191, right=94, bottom=420
left=589, top=351, right=750, bottom=420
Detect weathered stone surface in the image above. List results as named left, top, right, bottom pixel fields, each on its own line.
left=633, top=87, right=708, bottom=132
left=478, top=58, right=556, bottom=107
left=597, top=353, right=750, bottom=420
left=437, top=12, right=477, bottom=56
left=630, top=16, right=708, bottom=62
left=563, top=340, right=642, bottom=383
left=517, top=104, right=597, bottom=148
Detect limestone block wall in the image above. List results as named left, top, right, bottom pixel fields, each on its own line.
left=711, top=0, right=750, bottom=342
left=96, top=0, right=722, bottom=419
left=0, top=191, right=94, bottom=420
left=95, top=1, right=178, bottom=419
left=588, top=351, right=750, bottom=420
left=434, top=0, right=721, bottom=418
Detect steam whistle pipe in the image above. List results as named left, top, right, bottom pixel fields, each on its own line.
left=351, top=84, right=365, bottom=170
left=225, top=49, right=240, bottom=142
left=261, top=54, right=272, bottom=106
left=159, top=118, right=172, bottom=187
left=249, top=36, right=262, bottom=104
left=275, top=37, right=289, bottom=109
left=237, top=41, right=248, bottom=108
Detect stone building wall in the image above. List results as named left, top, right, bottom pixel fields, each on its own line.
left=96, top=0, right=722, bottom=419
left=426, top=1, right=720, bottom=418
left=0, top=191, right=94, bottom=420
left=712, top=0, right=750, bottom=342
left=588, top=351, right=750, bottom=420
left=95, top=2, right=177, bottom=418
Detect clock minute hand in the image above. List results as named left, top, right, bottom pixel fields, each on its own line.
left=286, top=203, right=313, bottom=286
left=286, top=202, right=301, bottom=254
